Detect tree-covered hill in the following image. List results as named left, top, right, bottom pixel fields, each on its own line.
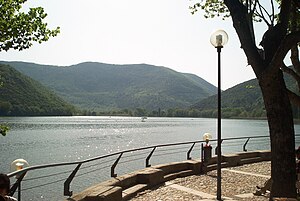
left=2, top=61, right=217, bottom=111
left=0, top=64, right=76, bottom=116
left=192, top=74, right=298, bottom=118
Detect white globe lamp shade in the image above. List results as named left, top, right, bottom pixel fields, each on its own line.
left=210, top=30, right=229, bottom=48
left=203, top=133, right=212, bottom=142
left=11, top=159, right=29, bottom=178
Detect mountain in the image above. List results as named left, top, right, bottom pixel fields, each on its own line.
left=1, top=61, right=217, bottom=111
left=192, top=79, right=264, bottom=117
left=192, top=74, right=298, bottom=118
left=0, top=64, right=76, bottom=116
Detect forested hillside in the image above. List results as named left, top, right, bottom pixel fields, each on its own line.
left=0, top=64, right=76, bottom=116
left=3, top=61, right=217, bottom=111
left=192, top=74, right=298, bottom=118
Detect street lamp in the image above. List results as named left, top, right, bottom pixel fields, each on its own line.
left=210, top=29, right=228, bottom=201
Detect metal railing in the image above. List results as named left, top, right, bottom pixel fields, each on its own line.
left=6, top=135, right=295, bottom=201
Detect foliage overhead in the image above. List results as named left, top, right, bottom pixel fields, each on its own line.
left=0, top=125, right=9, bottom=136
left=191, top=0, right=300, bottom=106
left=0, top=0, right=60, bottom=51
left=190, top=0, right=230, bottom=19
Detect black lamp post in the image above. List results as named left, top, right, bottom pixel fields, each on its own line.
left=210, top=29, right=228, bottom=201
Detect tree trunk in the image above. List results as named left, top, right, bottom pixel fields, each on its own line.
left=259, top=69, right=296, bottom=199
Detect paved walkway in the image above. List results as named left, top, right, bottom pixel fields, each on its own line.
left=131, top=162, right=271, bottom=201
left=165, top=181, right=234, bottom=200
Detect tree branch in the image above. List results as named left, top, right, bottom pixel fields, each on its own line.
left=279, top=0, right=292, bottom=30
left=289, top=2, right=300, bottom=73
left=270, top=0, right=275, bottom=26
left=224, top=0, right=264, bottom=77
left=270, top=31, right=300, bottom=71
left=287, top=89, right=300, bottom=107
left=281, top=64, right=300, bottom=81
left=257, top=1, right=272, bottom=26
left=291, top=46, right=300, bottom=73
left=254, top=10, right=271, bottom=26
left=281, top=63, right=300, bottom=93
left=250, top=0, right=258, bottom=14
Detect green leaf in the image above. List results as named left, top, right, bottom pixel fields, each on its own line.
left=0, top=125, right=9, bottom=136
left=0, top=0, right=60, bottom=52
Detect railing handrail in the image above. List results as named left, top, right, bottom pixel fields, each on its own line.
left=10, top=133, right=296, bottom=200
left=7, top=134, right=270, bottom=178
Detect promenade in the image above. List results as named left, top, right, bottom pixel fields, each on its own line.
left=131, top=161, right=271, bottom=201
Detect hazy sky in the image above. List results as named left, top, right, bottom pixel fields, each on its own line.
left=1, top=0, right=273, bottom=89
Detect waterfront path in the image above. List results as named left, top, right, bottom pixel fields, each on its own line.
left=131, top=162, right=271, bottom=201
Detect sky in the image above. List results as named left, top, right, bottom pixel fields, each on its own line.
left=0, top=0, right=274, bottom=90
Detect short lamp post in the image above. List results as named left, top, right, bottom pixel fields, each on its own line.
left=203, top=133, right=212, bottom=145
left=210, top=30, right=228, bottom=201
left=11, top=159, right=29, bottom=201
left=203, top=133, right=212, bottom=162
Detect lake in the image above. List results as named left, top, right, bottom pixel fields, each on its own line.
left=0, top=116, right=299, bottom=200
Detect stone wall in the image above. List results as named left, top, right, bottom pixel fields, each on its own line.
left=66, top=150, right=271, bottom=201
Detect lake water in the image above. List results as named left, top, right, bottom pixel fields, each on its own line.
left=0, top=116, right=299, bottom=201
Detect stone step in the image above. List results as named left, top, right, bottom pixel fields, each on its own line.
left=122, top=184, right=148, bottom=201
left=164, top=169, right=194, bottom=182
left=240, top=157, right=263, bottom=164
left=205, top=162, right=228, bottom=172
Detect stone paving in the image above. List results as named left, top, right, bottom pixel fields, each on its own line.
left=131, top=162, right=271, bottom=201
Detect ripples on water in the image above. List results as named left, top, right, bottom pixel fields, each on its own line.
left=0, top=116, right=299, bottom=201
